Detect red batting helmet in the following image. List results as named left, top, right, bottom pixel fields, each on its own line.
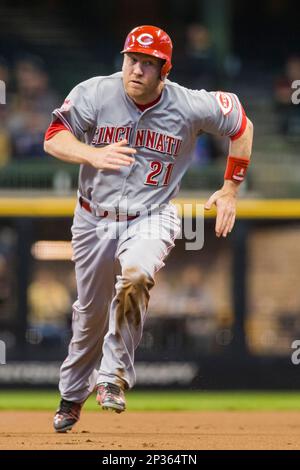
left=121, top=25, right=173, bottom=79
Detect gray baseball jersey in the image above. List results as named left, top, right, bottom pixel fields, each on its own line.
left=52, top=72, right=244, bottom=214
left=52, top=73, right=245, bottom=401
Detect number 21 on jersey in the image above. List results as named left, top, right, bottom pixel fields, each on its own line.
left=145, top=161, right=174, bottom=186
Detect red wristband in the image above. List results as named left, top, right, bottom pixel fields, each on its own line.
left=224, top=156, right=250, bottom=183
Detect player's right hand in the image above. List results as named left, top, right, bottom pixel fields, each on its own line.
left=89, top=139, right=136, bottom=170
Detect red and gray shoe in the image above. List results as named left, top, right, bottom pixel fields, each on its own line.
left=53, top=399, right=83, bottom=433
left=96, top=382, right=126, bottom=413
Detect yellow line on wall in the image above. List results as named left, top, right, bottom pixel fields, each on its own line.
left=0, top=197, right=300, bottom=218
left=0, top=198, right=77, bottom=217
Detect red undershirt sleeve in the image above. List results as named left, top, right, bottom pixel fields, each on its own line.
left=44, top=119, right=70, bottom=141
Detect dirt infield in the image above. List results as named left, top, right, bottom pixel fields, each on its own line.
left=0, top=410, right=300, bottom=450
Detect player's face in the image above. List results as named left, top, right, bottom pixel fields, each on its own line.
left=122, top=53, right=164, bottom=104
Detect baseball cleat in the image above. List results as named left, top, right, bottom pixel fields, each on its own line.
left=96, top=382, right=126, bottom=413
left=53, top=399, right=83, bottom=433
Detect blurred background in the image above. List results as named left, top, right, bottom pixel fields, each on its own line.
left=0, top=0, right=300, bottom=390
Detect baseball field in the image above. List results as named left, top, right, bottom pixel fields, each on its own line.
left=1, top=390, right=300, bottom=450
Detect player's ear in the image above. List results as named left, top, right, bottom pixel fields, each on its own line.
left=121, top=53, right=127, bottom=72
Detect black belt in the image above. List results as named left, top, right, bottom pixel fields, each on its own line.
left=79, top=197, right=139, bottom=221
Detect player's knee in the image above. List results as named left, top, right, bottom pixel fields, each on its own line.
left=122, top=266, right=154, bottom=288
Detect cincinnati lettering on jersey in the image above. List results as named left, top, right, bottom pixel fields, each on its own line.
left=92, top=126, right=182, bottom=157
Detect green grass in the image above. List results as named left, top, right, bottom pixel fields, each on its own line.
left=0, top=390, right=300, bottom=411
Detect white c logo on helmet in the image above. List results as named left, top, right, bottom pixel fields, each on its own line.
left=137, top=33, right=154, bottom=46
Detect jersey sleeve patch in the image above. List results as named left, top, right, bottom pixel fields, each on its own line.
left=215, top=91, right=233, bottom=116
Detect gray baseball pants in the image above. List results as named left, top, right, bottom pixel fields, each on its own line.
left=59, top=202, right=180, bottom=403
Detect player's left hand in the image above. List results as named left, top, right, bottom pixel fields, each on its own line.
left=204, top=181, right=239, bottom=238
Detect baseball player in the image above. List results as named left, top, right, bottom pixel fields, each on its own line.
left=44, top=25, right=253, bottom=433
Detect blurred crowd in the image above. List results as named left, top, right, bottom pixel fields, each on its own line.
left=0, top=23, right=235, bottom=170
left=0, top=54, right=61, bottom=167
left=0, top=21, right=299, bottom=172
